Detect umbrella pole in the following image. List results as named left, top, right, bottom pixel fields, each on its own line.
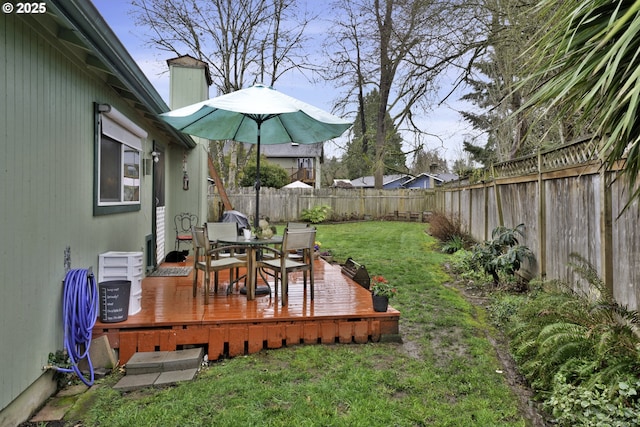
left=254, top=123, right=261, bottom=230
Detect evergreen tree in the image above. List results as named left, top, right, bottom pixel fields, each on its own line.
left=410, top=148, right=448, bottom=175
left=460, top=0, right=577, bottom=162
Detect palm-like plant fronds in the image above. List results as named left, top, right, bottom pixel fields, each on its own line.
left=523, top=0, right=640, bottom=207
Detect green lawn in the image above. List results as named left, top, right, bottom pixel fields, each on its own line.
left=73, top=221, right=528, bottom=426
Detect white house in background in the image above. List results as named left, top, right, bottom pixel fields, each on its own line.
left=0, top=1, right=210, bottom=424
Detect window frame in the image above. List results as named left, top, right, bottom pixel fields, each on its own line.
left=93, top=103, right=148, bottom=216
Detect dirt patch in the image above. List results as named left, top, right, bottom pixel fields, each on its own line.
left=441, top=277, right=550, bottom=427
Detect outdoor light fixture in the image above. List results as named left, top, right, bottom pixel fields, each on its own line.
left=182, top=152, right=189, bottom=191
left=144, top=151, right=160, bottom=175
left=97, top=103, right=111, bottom=113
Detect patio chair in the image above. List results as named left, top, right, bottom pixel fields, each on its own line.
left=286, top=222, right=309, bottom=229
left=256, top=227, right=316, bottom=306
left=206, top=222, right=246, bottom=294
left=206, top=222, right=240, bottom=248
left=174, top=212, right=198, bottom=251
left=191, top=226, right=247, bottom=304
left=285, top=222, right=309, bottom=260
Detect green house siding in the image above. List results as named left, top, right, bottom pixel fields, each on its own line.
left=0, top=10, right=190, bottom=418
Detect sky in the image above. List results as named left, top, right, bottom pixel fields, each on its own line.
left=91, top=0, right=478, bottom=166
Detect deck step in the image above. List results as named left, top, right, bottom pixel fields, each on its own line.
left=113, top=348, right=203, bottom=391
left=125, top=348, right=203, bottom=375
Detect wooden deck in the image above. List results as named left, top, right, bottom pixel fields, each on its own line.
left=93, top=258, right=400, bottom=365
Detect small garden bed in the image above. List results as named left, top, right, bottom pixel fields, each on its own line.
left=430, top=211, right=640, bottom=427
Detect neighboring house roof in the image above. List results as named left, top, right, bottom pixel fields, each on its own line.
left=350, top=172, right=459, bottom=189
left=224, top=142, right=324, bottom=160
left=402, top=173, right=459, bottom=188
left=283, top=180, right=313, bottom=188
left=261, top=142, right=324, bottom=159
left=433, top=173, right=459, bottom=183
left=49, top=0, right=195, bottom=149
left=402, top=173, right=441, bottom=189
left=350, top=174, right=410, bottom=188
left=333, top=179, right=353, bottom=188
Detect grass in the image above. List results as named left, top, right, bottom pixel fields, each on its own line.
left=73, top=221, right=529, bottom=426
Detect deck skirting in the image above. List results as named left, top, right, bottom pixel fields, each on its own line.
left=95, top=316, right=399, bottom=364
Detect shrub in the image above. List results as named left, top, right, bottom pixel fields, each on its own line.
left=300, top=205, right=332, bottom=223
left=448, top=249, right=492, bottom=285
left=545, top=375, right=640, bottom=426
left=488, top=294, right=526, bottom=327
left=428, top=211, right=473, bottom=249
left=469, top=224, right=534, bottom=284
left=239, top=161, right=289, bottom=188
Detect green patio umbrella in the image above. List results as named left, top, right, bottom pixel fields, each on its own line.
left=160, top=84, right=352, bottom=228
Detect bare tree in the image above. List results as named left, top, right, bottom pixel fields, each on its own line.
left=131, top=0, right=318, bottom=188
left=324, top=0, right=485, bottom=188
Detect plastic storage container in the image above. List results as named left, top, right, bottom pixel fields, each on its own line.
left=98, top=280, right=131, bottom=323
left=98, top=251, right=143, bottom=316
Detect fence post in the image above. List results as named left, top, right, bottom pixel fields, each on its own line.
left=537, top=151, right=547, bottom=280
left=491, top=164, right=504, bottom=227
left=484, top=182, right=489, bottom=242
left=600, top=167, right=613, bottom=295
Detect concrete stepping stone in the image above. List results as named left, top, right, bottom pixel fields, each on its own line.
left=113, top=348, right=203, bottom=391
left=126, top=348, right=203, bottom=375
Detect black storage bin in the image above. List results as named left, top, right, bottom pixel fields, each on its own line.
left=98, top=280, right=131, bottom=323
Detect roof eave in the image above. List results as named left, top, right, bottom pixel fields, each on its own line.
left=50, top=0, right=196, bottom=149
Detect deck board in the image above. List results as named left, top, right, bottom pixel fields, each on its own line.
left=93, top=258, right=400, bottom=364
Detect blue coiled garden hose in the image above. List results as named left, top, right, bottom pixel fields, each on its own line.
left=55, top=268, right=98, bottom=386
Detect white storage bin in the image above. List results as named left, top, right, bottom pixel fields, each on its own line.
left=99, top=251, right=144, bottom=316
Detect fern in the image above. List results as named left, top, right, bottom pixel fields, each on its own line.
left=587, top=360, right=640, bottom=391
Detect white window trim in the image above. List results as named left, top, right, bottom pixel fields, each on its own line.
left=94, top=105, right=147, bottom=215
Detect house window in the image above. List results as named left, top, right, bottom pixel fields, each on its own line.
left=94, top=104, right=148, bottom=215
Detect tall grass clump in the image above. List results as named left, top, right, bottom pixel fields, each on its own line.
left=427, top=211, right=473, bottom=253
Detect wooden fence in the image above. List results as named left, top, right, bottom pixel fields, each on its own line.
left=207, top=137, right=639, bottom=310
left=209, top=187, right=437, bottom=224
left=436, top=137, right=640, bottom=310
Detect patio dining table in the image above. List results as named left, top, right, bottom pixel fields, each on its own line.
left=215, top=235, right=283, bottom=300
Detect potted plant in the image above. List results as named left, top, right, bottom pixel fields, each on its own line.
left=370, top=275, right=396, bottom=312
left=254, top=218, right=275, bottom=239
left=319, top=250, right=334, bottom=263
left=313, top=241, right=322, bottom=259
